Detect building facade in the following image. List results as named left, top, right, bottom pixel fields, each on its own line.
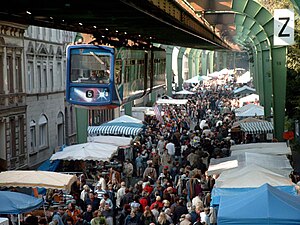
left=0, top=22, right=28, bottom=170
left=0, top=21, right=78, bottom=171
left=24, top=26, right=77, bottom=168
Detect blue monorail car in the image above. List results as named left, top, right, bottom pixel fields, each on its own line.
left=66, top=44, right=166, bottom=108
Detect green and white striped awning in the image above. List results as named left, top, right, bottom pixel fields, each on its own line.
left=239, top=121, right=273, bottom=134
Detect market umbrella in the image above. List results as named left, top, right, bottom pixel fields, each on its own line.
left=0, top=191, right=43, bottom=214
left=50, top=142, right=118, bottom=161
left=0, top=171, right=77, bottom=191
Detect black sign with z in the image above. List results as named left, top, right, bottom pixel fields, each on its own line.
left=278, top=17, right=290, bottom=37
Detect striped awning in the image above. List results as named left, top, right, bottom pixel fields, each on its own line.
left=88, top=124, right=143, bottom=137
left=239, top=121, right=273, bottom=134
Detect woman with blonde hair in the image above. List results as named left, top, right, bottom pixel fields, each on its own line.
left=140, top=206, right=156, bottom=225
left=157, top=212, right=171, bottom=225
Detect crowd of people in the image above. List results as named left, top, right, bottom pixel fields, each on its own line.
left=6, top=72, right=275, bottom=225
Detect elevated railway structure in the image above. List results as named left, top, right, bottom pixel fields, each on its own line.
left=1, top=0, right=297, bottom=141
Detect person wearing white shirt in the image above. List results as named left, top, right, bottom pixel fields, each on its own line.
left=97, top=173, right=107, bottom=191
left=165, top=140, right=175, bottom=159
left=116, top=181, right=126, bottom=209
left=200, top=207, right=210, bottom=225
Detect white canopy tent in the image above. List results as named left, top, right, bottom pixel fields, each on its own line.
left=50, top=142, right=118, bottom=161
left=207, top=152, right=292, bottom=176
left=230, top=142, right=292, bottom=155
left=208, top=71, right=222, bottom=78
left=0, top=218, right=8, bottom=225
left=156, top=99, right=188, bottom=105
left=107, top=115, right=143, bottom=124
left=235, top=104, right=264, bottom=117
left=214, top=164, right=294, bottom=188
left=233, top=85, right=256, bottom=95
left=239, top=93, right=259, bottom=107
left=175, top=89, right=195, bottom=95
left=236, top=71, right=251, bottom=84
left=88, top=135, right=132, bottom=146
left=183, top=75, right=211, bottom=83
left=0, top=170, right=77, bottom=191
left=235, top=103, right=258, bottom=113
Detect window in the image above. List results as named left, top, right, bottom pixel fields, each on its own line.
left=38, top=115, right=48, bottom=148
left=7, top=54, right=14, bottom=93
left=57, top=112, right=64, bottom=147
left=57, top=62, right=62, bottom=89
left=27, top=62, right=34, bottom=92
left=37, top=64, right=41, bottom=92
left=42, top=63, right=47, bottom=91
left=30, top=120, right=36, bottom=153
left=10, top=118, right=16, bottom=157
left=16, top=55, right=22, bottom=92
left=49, top=63, right=53, bottom=92
left=19, top=116, right=25, bottom=154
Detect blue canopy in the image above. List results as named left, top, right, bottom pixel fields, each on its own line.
left=211, top=185, right=296, bottom=206
left=218, top=183, right=300, bottom=225
left=0, top=191, right=43, bottom=214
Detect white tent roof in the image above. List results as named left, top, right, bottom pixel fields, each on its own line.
left=235, top=104, right=264, bottom=117
left=175, top=89, right=195, bottom=95
left=156, top=99, right=188, bottom=105
left=214, top=164, right=294, bottom=188
left=50, top=142, right=118, bottom=161
left=183, top=75, right=211, bottom=83
left=207, top=152, right=292, bottom=176
left=0, top=170, right=77, bottom=191
left=107, top=115, right=143, bottom=124
left=230, top=142, right=292, bottom=155
left=208, top=71, right=222, bottom=78
left=236, top=71, right=251, bottom=83
left=88, top=135, right=132, bottom=146
left=235, top=103, right=258, bottom=113
left=0, top=218, right=8, bottom=225
left=233, top=85, right=256, bottom=95
left=239, top=94, right=259, bottom=107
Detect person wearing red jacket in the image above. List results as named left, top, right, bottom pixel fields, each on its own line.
left=150, top=196, right=163, bottom=210
left=139, top=191, right=149, bottom=211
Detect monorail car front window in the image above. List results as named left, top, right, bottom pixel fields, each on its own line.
left=70, top=52, right=111, bottom=84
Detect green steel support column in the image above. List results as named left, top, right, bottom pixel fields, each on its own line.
left=253, top=52, right=263, bottom=99
left=257, top=51, right=265, bottom=106
left=188, top=49, right=196, bottom=78
left=201, top=51, right=207, bottom=76
left=222, top=51, right=227, bottom=69
left=150, top=91, right=156, bottom=105
left=233, top=52, right=236, bottom=69
left=209, top=51, right=214, bottom=73
left=124, top=101, right=132, bottom=116
left=215, top=51, right=220, bottom=71
left=262, top=50, right=272, bottom=120
left=272, top=47, right=287, bottom=141
left=166, top=46, right=174, bottom=96
left=195, top=50, right=202, bottom=76
left=75, top=107, right=88, bottom=144
left=249, top=60, right=257, bottom=90
left=177, top=47, right=186, bottom=91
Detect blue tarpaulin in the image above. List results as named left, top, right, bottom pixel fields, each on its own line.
left=217, top=183, right=300, bottom=225
left=0, top=191, right=43, bottom=214
left=211, top=185, right=297, bottom=206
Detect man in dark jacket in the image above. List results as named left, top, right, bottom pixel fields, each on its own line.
left=172, top=199, right=188, bottom=224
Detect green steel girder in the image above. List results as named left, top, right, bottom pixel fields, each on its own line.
left=231, top=0, right=286, bottom=140
left=177, top=47, right=186, bottom=90
left=290, top=0, right=300, bottom=15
